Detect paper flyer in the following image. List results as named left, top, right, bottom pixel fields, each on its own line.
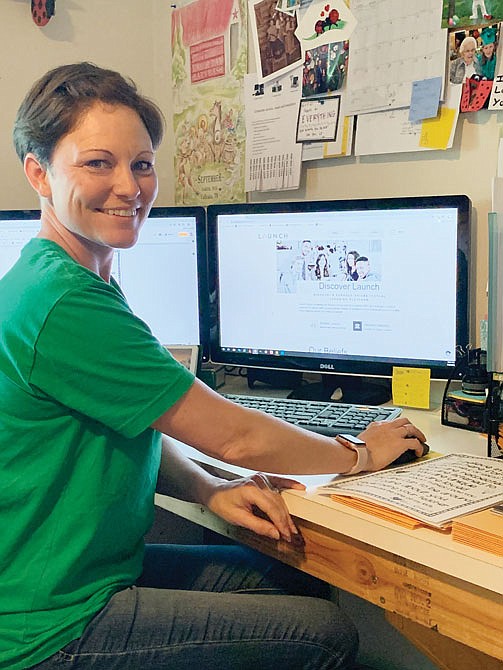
left=244, top=70, right=303, bottom=191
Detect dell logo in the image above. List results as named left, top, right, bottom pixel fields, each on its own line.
left=320, top=363, right=335, bottom=370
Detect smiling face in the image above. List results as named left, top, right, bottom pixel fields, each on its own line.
left=356, top=259, right=370, bottom=278
left=301, top=240, right=312, bottom=256
left=462, top=45, right=476, bottom=64
left=482, top=42, right=495, bottom=58
left=28, top=102, right=158, bottom=271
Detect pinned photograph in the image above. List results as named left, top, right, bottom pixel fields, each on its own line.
left=302, top=45, right=329, bottom=97
left=447, top=24, right=500, bottom=110
left=249, top=0, right=303, bottom=81
left=275, top=0, right=300, bottom=15
left=302, top=40, right=349, bottom=98
left=442, top=0, right=503, bottom=28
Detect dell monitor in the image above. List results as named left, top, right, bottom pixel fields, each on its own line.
left=0, top=206, right=209, bottom=364
left=207, top=196, right=471, bottom=403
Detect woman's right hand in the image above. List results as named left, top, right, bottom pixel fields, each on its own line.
left=357, top=418, right=427, bottom=472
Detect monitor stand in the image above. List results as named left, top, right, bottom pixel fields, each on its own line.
left=247, top=367, right=303, bottom=390
left=288, top=374, right=391, bottom=406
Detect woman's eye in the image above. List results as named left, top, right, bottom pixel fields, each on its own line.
left=86, top=159, right=110, bottom=169
left=133, top=160, right=154, bottom=173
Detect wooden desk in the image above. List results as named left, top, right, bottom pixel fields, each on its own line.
left=156, top=398, right=503, bottom=670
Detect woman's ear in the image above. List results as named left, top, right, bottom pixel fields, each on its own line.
left=24, top=153, right=52, bottom=198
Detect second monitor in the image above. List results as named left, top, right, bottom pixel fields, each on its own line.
left=111, top=206, right=209, bottom=361
left=0, top=206, right=209, bottom=364
left=207, top=196, right=471, bottom=403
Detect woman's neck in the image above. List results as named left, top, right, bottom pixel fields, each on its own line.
left=38, top=207, right=113, bottom=282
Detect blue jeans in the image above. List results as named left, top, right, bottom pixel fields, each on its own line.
left=32, top=543, right=358, bottom=669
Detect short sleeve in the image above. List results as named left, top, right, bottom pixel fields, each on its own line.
left=29, top=281, right=194, bottom=438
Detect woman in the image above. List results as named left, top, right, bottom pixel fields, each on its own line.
left=346, top=250, right=360, bottom=281
left=314, top=252, right=330, bottom=279
left=449, top=35, right=478, bottom=84
left=1, top=62, right=425, bottom=669
left=476, top=26, right=497, bottom=80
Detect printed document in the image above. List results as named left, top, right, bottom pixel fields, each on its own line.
left=346, top=0, right=447, bottom=115
left=319, top=454, right=503, bottom=527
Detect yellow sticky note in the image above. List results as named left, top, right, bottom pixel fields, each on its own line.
left=392, top=367, right=431, bottom=409
left=323, top=116, right=350, bottom=158
left=419, top=107, right=456, bottom=150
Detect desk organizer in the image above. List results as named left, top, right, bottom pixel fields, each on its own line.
left=441, top=348, right=492, bottom=444
left=486, top=374, right=503, bottom=458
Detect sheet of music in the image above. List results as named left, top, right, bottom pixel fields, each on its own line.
left=319, top=454, right=503, bottom=527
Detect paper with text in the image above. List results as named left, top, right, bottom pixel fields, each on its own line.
left=355, top=84, right=461, bottom=156
left=346, top=0, right=447, bottom=116
left=301, top=113, right=354, bottom=160
left=319, top=454, right=503, bottom=527
left=392, top=366, right=430, bottom=409
left=244, top=71, right=303, bottom=192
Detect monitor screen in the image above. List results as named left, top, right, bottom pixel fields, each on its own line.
left=111, top=206, right=208, bottom=359
left=0, top=207, right=209, bottom=361
left=207, top=196, right=471, bottom=385
left=0, top=210, right=41, bottom=278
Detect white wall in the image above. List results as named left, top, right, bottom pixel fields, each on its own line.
left=0, top=0, right=497, bottom=342
left=0, top=0, right=172, bottom=206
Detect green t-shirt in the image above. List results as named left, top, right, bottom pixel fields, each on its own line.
left=0, top=238, right=194, bottom=669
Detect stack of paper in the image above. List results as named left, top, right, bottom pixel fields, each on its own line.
left=331, top=496, right=450, bottom=532
left=318, top=454, right=503, bottom=529
left=452, top=509, right=503, bottom=557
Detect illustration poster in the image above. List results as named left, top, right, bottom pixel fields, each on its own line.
left=171, top=0, right=247, bottom=205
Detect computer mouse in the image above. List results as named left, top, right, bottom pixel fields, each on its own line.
left=391, top=440, right=430, bottom=466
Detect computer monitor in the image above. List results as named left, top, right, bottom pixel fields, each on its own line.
left=0, top=209, right=41, bottom=278
left=111, top=206, right=209, bottom=361
left=207, top=196, right=471, bottom=403
left=0, top=206, right=209, bottom=363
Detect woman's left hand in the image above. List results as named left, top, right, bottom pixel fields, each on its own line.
left=206, top=473, right=305, bottom=542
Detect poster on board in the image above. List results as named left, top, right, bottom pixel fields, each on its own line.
left=171, top=0, right=247, bottom=205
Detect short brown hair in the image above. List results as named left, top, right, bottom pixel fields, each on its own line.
left=13, top=62, right=165, bottom=165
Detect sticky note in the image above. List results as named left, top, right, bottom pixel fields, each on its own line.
left=409, top=77, right=442, bottom=123
left=419, top=107, right=457, bottom=149
left=392, top=367, right=431, bottom=409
